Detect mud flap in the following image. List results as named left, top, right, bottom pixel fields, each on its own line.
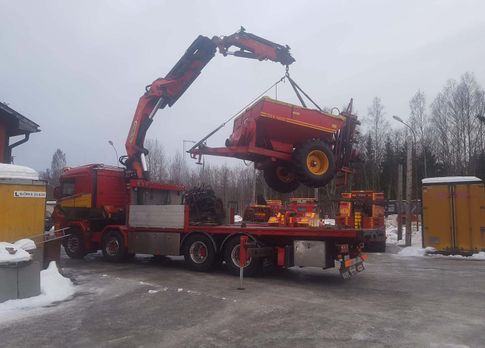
left=336, top=255, right=367, bottom=279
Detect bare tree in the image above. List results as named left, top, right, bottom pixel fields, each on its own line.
left=50, top=149, right=66, bottom=187
left=430, top=73, right=485, bottom=174
left=366, top=97, right=389, bottom=189
left=145, top=138, right=168, bottom=182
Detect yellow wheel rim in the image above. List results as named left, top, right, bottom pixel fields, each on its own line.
left=276, top=166, right=295, bottom=183
left=306, top=150, right=329, bottom=176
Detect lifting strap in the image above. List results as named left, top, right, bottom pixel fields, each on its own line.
left=189, top=74, right=287, bottom=152
left=189, top=66, right=323, bottom=153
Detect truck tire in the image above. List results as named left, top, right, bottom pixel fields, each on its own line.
left=263, top=161, right=300, bottom=193
left=63, top=230, right=87, bottom=259
left=183, top=234, right=216, bottom=272
left=293, top=139, right=335, bottom=187
left=102, top=230, right=127, bottom=262
left=223, top=236, right=261, bottom=277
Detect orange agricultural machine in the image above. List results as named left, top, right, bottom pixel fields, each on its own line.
left=190, top=97, right=359, bottom=193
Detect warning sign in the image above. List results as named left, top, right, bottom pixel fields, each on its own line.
left=13, top=191, right=46, bottom=198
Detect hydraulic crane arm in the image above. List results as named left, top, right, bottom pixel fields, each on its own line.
left=124, top=28, right=295, bottom=179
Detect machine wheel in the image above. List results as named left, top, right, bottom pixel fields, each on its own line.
left=223, top=236, right=262, bottom=277
left=102, top=230, right=127, bottom=262
left=293, top=139, right=336, bottom=187
left=63, top=230, right=87, bottom=259
left=263, top=161, right=300, bottom=193
left=183, top=234, right=216, bottom=272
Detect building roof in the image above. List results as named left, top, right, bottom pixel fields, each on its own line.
left=422, top=176, right=482, bottom=184
left=0, top=102, right=40, bottom=136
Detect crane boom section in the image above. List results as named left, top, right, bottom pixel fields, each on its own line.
left=125, top=29, right=294, bottom=179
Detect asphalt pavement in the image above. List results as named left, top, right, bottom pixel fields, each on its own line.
left=1, top=245, right=484, bottom=348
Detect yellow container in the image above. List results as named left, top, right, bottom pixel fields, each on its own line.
left=422, top=176, right=485, bottom=254
left=0, top=176, right=46, bottom=244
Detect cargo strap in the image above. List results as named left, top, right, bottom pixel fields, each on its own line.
left=189, top=66, right=323, bottom=154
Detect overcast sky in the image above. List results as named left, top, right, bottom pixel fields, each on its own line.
left=1, top=0, right=485, bottom=172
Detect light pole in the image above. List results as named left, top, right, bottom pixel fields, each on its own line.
left=108, top=140, right=119, bottom=167
left=392, top=115, right=416, bottom=247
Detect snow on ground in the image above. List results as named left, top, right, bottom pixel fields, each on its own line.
left=0, top=262, right=75, bottom=324
left=385, top=215, right=485, bottom=260
left=0, top=242, right=31, bottom=263
left=385, top=214, right=422, bottom=248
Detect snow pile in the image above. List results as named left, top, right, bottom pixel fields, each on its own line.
left=0, top=262, right=75, bottom=322
left=40, top=262, right=76, bottom=302
left=423, top=251, right=485, bottom=260
left=470, top=252, right=485, bottom=260
left=14, top=239, right=36, bottom=251
left=385, top=215, right=422, bottom=247
left=0, top=163, right=39, bottom=180
left=0, top=242, right=32, bottom=263
left=398, top=246, right=436, bottom=257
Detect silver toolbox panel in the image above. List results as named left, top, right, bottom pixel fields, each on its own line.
left=128, top=232, right=180, bottom=256
left=129, top=204, right=185, bottom=228
left=294, top=240, right=327, bottom=268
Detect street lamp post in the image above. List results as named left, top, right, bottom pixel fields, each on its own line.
left=108, top=140, right=119, bottom=167
left=393, top=115, right=416, bottom=247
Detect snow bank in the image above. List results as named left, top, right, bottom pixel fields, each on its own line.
left=0, top=262, right=75, bottom=323
left=0, top=242, right=31, bottom=263
left=398, top=246, right=436, bottom=257
left=14, top=239, right=36, bottom=251
left=0, top=163, right=39, bottom=180
left=385, top=215, right=422, bottom=247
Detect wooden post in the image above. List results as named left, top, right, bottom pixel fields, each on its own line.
left=397, top=164, right=403, bottom=241
left=405, top=142, right=412, bottom=246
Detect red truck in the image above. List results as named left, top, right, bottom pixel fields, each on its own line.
left=53, top=29, right=367, bottom=279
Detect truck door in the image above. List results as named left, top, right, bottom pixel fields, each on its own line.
left=422, top=184, right=454, bottom=250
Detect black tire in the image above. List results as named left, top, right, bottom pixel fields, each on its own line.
left=223, top=236, right=261, bottom=277
left=263, top=161, right=300, bottom=193
left=102, top=230, right=127, bottom=262
left=293, top=139, right=336, bottom=187
left=183, top=234, right=216, bottom=272
left=63, top=230, right=87, bottom=259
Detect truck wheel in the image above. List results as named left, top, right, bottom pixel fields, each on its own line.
left=223, top=236, right=261, bottom=277
left=293, top=139, right=336, bottom=188
left=102, top=231, right=127, bottom=262
left=63, top=230, right=87, bottom=259
left=263, top=161, right=300, bottom=193
left=183, top=234, right=216, bottom=272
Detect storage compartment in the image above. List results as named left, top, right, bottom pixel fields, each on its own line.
left=293, top=240, right=327, bottom=268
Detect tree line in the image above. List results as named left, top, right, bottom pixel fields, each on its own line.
left=41, top=72, right=485, bottom=215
